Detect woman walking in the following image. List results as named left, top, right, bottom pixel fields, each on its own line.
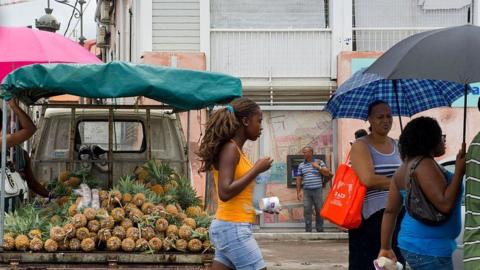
left=378, top=117, right=465, bottom=269
left=197, top=97, right=273, bottom=270
left=349, top=100, right=405, bottom=269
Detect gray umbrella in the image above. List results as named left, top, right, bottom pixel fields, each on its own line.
left=365, top=24, right=480, bottom=143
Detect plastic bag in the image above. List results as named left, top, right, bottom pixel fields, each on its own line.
left=74, top=184, right=92, bottom=210
left=253, top=170, right=270, bottom=215
left=91, top=189, right=100, bottom=209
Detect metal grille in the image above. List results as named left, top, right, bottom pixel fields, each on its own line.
left=210, top=29, right=332, bottom=78
left=243, top=88, right=334, bottom=106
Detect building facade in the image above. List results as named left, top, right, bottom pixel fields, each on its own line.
left=95, top=0, right=480, bottom=228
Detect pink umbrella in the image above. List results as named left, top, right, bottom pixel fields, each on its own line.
left=0, top=26, right=101, bottom=81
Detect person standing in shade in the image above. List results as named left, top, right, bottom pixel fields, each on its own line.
left=296, top=146, right=331, bottom=232
left=349, top=100, right=405, bottom=269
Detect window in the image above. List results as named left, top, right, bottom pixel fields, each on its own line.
left=76, top=120, right=145, bottom=152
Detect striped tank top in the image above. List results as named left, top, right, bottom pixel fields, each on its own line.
left=360, top=137, right=401, bottom=219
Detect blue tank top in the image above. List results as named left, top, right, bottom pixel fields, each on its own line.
left=398, top=169, right=462, bottom=257
left=360, top=138, right=401, bottom=219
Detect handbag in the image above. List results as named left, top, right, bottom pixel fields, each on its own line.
left=406, top=157, right=449, bottom=225
left=320, top=153, right=366, bottom=229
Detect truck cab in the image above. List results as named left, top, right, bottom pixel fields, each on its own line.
left=30, top=106, right=188, bottom=188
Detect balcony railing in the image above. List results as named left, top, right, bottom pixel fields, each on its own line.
left=210, top=29, right=332, bottom=78
left=352, top=27, right=440, bottom=51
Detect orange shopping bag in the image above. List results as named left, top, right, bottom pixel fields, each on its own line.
left=320, top=154, right=366, bottom=229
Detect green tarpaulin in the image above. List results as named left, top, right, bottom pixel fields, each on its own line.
left=0, top=61, right=242, bottom=110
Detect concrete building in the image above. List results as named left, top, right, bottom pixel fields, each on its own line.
left=93, top=0, right=480, bottom=229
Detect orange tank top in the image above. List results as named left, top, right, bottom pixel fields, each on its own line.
left=212, top=141, right=256, bottom=223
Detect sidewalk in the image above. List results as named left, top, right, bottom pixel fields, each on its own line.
left=253, top=227, right=348, bottom=241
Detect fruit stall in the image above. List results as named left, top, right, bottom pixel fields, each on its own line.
left=0, top=62, right=242, bottom=268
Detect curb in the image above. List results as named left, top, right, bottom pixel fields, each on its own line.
left=253, top=232, right=348, bottom=241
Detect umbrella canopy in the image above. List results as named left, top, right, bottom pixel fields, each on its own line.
left=365, top=24, right=478, bottom=143
left=325, top=69, right=468, bottom=120
left=365, top=24, right=480, bottom=84
left=0, top=26, right=101, bottom=80
left=0, top=61, right=242, bottom=111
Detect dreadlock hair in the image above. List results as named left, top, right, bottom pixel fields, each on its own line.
left=197, top=97, right=260, bottom=172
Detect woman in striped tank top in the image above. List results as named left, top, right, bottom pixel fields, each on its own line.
left=349, top=100, right=405, bottom=269
left=197, top=98, right=273, bottom=270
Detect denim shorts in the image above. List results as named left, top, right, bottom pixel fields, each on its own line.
left=209, top=220, right=266, bottom=270
left=400, top=248, right=453, bottom=270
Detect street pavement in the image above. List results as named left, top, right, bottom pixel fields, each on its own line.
left=257, top=239, right=348, bottom=270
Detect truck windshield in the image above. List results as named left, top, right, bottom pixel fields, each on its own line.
left=77, top=120, right=145, bottom=152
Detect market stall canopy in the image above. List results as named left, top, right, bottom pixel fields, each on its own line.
left=0, top=61, right=242, bottom=111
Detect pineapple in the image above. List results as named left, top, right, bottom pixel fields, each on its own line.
left=87, top=220, right=101, bottom=233
left=3, top=235, right=15, bottom=250
left=64, top=176, right=81, bottom=187
left=135, top=238, right=149, bottom=252
left=152, top=205, right=166, bottom=217
left=178, top=212, right=187, bottom=221
left=28, top=229, right=43, bottom=239
left=166, top=225, right=178, bottom=238
left=29, top=237, right=43, bottom=251
left=186, top=206, right=203, bottom=218
left=178, top=225, right=193, bottom=240
left=96, top=208, right=109, bottom=219
left=101, top=199, right=114, bottom=212
left=121, top=238, right=136, bottom=252
left=165, top=204, right=179, bottom=216
left=128, top=208, right=144, bottom=222
left=69, top=238, right=81, bottom=251
left=98, top=228, right=112, bottom=243
left=150, top=184, right=164, bottom=195
left=203, top=239, right=213, bottom=252
left=111, top=208, right=125, bottom=222
left=68, top=204, right=78, bottom=217
left=134, top=166, right=149, bottom=182
left=14, top=235, right=30, bottom=251
left=195, top=227, right=208, bottom=236
left=50, top=215, right=62, bottom=224
left=122, top=193, right=133, bottom=204
left=149, top=237, right=163, bottom=252
left=63, top=223, right=76, bottom=239
left=83, top=208, right=97, bottom=221
left=72, top=213, right=87, bottom=228
left=110, top=189, right=122, bottom=204
left=75, top=227, right=90, bottom=240
left=141, top=226, right=156, bottom=241
left=112, top=226, right=126, bottom=240
left=99, top=190, right=109, bottom=201
left=57, top=239, right=70, bottom=251
left=126, top=227, right=140, bottom=241
left=44, top=239, right=58, bottom=252
left=132, top=193, right=146, bottom=207
left=121, top=219, right=134, bottom=230
left=89, top=232, right=98, bottom=244
left=162, top=237, right=174, bottom=251
left=100, top=216, right=115, bottom=229
left=187, top=239, right=203, bottom=252
left=80, top=238, right=95, bottom=252
left=49, top=226, right=66, bottom=242
left=141, top=202, right=155, bottom=215
left=175, top=239, right=188, bottom=252
left=106, top=236, right=122, bottom=251
left=183, top=218, right=197, bottom=229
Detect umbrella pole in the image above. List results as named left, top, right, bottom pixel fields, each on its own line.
left=463, top=84, right=468, bottom=144
left=393, top=80, right=403, bottom=131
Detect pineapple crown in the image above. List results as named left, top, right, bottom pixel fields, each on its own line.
left=4, top=204, right=48, bottom=237
left=175, top=177, right=202, bottom=210
left=143, top=160, right=173, bottom=185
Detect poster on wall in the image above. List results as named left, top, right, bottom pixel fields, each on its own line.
left=243, top=110, right=333, bottom=226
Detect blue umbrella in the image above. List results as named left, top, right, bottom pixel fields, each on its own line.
left=325, top=69, right=469, bottom=129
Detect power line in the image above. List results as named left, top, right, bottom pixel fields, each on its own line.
left=63, top=0, right=78, bottom=36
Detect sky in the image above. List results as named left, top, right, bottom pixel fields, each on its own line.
left=0, top=0, right=97, bottom=41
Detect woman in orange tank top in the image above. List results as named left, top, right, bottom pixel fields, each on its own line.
left=197, top=97, right=273, bottom=270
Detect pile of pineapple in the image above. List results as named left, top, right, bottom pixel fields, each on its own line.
left=3, top=160, right=213, bottom=254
